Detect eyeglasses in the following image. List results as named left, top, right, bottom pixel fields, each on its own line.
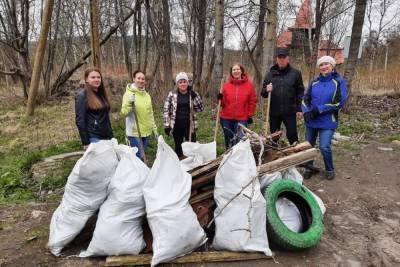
left=277, top=55, right=288, bottom=58
left=319, top=62, right=331, bottom=67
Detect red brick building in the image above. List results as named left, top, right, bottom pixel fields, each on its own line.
left=277, top=0, right=344, bottom=65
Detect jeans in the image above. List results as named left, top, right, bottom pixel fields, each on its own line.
left=89, top=137, right=101, bottom=143
left=127, top=136, right=149, bottom=161
left=270, top=114, right=299, bottom=145
left=220, top=118, right=248, bottom=149
left=305, top=127, right=335, bottom=172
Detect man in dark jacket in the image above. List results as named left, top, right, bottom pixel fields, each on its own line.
left=261, top=48, right=305, bottom=144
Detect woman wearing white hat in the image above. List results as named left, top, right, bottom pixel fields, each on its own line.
left=301, top=56, right=348, bottom=180
left=163, top=72, right=203, bottom=158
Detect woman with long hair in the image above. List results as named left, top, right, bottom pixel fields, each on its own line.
left=218, top=63, right=257, bottom=149
left=75, top=68, right=113, bottom=149
left=120, top=70, right=158, bottom=160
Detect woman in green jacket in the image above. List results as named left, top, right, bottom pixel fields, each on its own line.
left=120, top=70, right=158, bottom=160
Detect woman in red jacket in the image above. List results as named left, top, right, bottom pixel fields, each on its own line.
left=218, top=63, right=257, bottom=149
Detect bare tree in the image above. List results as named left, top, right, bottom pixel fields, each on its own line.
left=344, top=0, right=367, bottom=111
left=262, top=0, right=279, bottom=80
left=26, top=0, right=55, bottom=116
left=212, top=0, right=224, bottom=90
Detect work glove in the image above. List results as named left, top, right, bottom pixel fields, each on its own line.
left=217, top=93, right=223, bottom=100
left=247, top=117, right=253, bottom=125
left=190, top=90, right=197, bottom=99
left=128, top=94, right=135, bottom=103
left=310, top=107, right=319, bottom=119
left=303, top=112, right=313, bottom=123
left=164, top=127, right=171, bottom=136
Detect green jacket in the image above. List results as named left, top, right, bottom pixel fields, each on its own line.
left=120, top=84, right=157, bottom=137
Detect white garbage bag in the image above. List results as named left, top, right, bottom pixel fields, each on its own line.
left=180, top=141, right=217, bottom=171
left=143, top=136, right=207, bottom=266
left=259, top=172, right=282, bottom=193
left=79, top=145, right=148, bottom=257
left=48, top=139, right=119, bottom=256
left=275, top=198, right=303, bottom=232
left=213, top=140, right=272, bottom=255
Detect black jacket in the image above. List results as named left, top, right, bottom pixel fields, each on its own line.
left=75, top=89, right=113, bottom=145
left=261, top=64, right=305, bottom=116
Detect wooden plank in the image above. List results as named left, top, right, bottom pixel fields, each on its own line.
left=258, top=148, right=318, bottom=175
left=189, top=156, right=223, bottom=178
left=190, top=189, right=214, bottom=204
left=105, top=251, right=271, bottom=266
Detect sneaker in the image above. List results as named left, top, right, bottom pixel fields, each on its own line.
left=325, top=171, right=335, bottom=180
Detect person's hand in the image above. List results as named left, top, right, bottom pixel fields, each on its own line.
left=217, top=93, right=223, bottom=100
left=190, top=90, right=197, bottom=99
left=266, top=83, right=273, bottom=93
left=311, top=107, right=319, bottom=119
left=247, top=117, right=253, bottom=125
left=296, top=112, right=303, bottom=120
left=164, top=127, right=171, bottom=136
left=303, top=112, right=312, bottom=122
left=128, top=94, right=135, bottom=103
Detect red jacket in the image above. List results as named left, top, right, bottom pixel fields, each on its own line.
left=220, top=74, right=257, bottom=121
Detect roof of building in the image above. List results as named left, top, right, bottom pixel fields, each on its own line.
left=318, top=40, right=345, bottom=64
left=294, top=0, right=314, bottom=29
left=277, top=31, right=293, bottom=48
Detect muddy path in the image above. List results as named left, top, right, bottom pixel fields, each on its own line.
left=1, top=141, right=400, bottom=267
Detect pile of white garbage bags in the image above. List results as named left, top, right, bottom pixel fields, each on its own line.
left=48, top=136, right=325, bottom=264
left=47, top=137, right=208, bottom=266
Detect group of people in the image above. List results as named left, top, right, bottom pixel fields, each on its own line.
left=75, top=48, right=348, bottom=181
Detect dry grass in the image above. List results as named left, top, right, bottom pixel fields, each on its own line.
left=352, top=68, right=400, bottom=96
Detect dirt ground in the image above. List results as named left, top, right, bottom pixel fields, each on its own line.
left=1, top=139, right=399, bottom=267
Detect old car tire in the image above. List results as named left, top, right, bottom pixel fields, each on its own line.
left=264, top=179, right=324, bottom=250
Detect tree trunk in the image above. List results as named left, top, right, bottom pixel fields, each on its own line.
left=343, top=0, right=367, bottom=112
left=194, top=0, right=206, bottom=90
left=212, top=0, right=224, bottom=90
left=89, top=0, right=101, bottom=68
left=26, top=0, right=55, bottom=117
left=253, top=0, right=267, bottom=90
left=116, top=0, right=132, bottom=80
left=161, top=0, right=173, bottom=90
left=262, top=0, right=278, bottom=82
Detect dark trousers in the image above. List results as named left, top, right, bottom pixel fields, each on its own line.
left=270, top=114, right=298, bottom=144
left=173, top=119, right=196, bottom=157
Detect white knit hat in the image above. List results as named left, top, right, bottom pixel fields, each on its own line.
left=317, top=56, right=336, bottom=68
left=175, top=72, right=189, bottom=84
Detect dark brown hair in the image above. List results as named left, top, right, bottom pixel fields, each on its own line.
left=230, top=63, right=245, bottom=78
left=84, top=67, right=111, bottom=110
left=133, top=70, right=145, bottom=79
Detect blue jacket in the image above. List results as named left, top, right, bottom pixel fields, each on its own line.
left=301, top=71, right=348, bottom=130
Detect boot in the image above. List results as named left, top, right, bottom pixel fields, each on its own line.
left=325, top=170, right=335, bottom=180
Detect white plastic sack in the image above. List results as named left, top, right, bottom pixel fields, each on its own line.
left=80, top=145, right=148, bottom=257
left=213, top=140, right=272, bottom=255
left=275, top=198, right=303, bottom=232
left=259, top=172, right=282, bottom=193
left=48, top=139, right=119, bottom=256
left=143, top=136, right=207, bottom=266
left=180, top=141, right=217, bottom=171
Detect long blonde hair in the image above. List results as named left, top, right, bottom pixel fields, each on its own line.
left=84, top=67, right=111, bottom=110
